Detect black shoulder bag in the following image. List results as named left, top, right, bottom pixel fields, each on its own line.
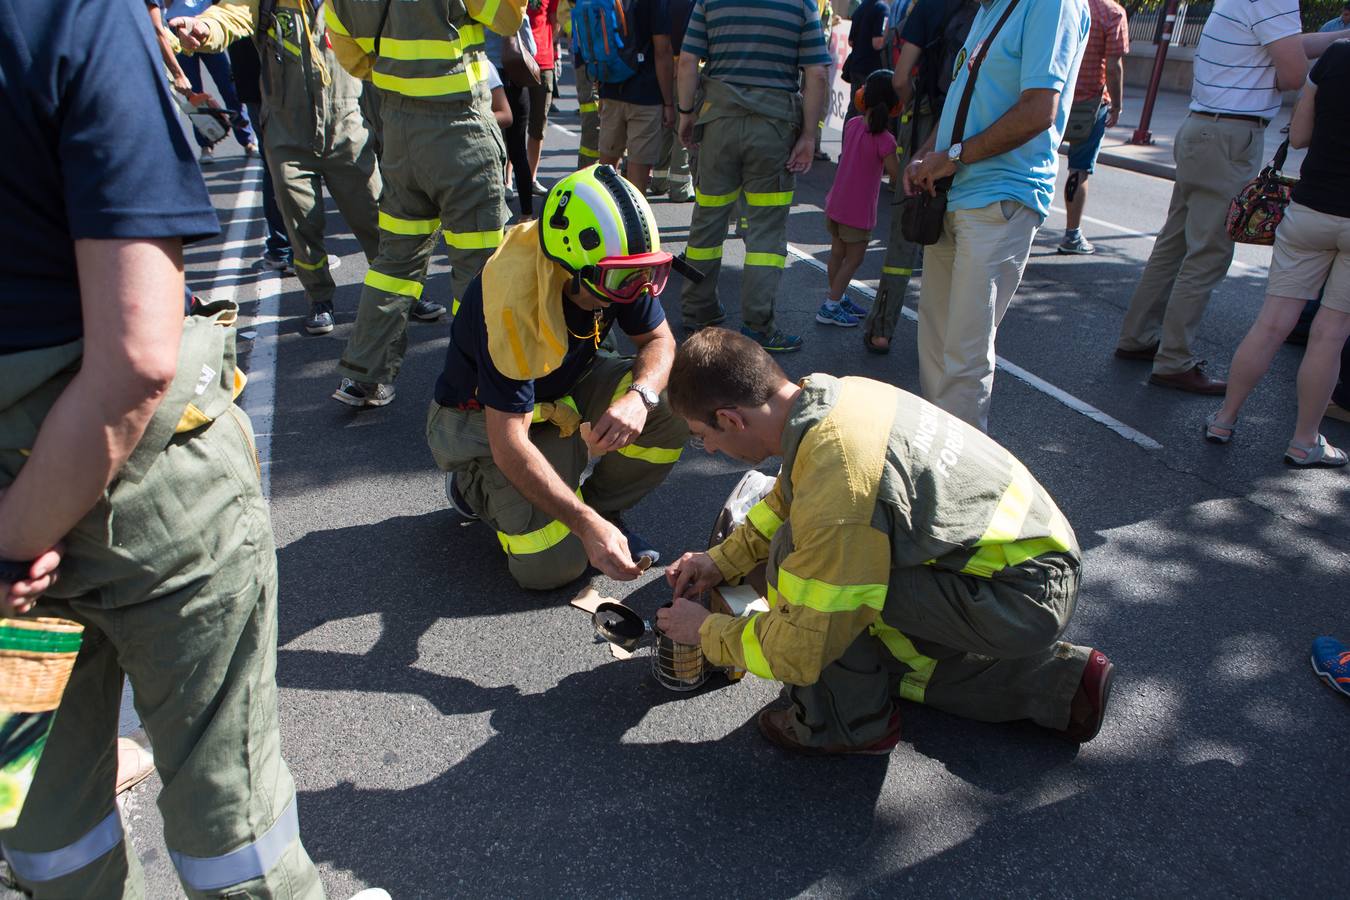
left=899, top=0, right=1022, bottom=246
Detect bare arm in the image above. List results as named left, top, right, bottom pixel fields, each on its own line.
left=1287, top=79, right=1317, bottom=149
left=1105, top=54, right=1123, bottom=126
left=654, top=34, right=675, bottom=126
left=905, top=88, right=1058, bottom=194
left=485, top=408, right=642, bottom=579
left=1268, top=33, right=1309, bottom=91
left=0, top=238, right=184, bottom=562
left=788, top=64, right=829, bottom=173
left=891, top=41, right=921, bottom=114
left=677, top=51, right=701, bottom=148
left=148, top=5, right=193, bottom=94
left=587, top=319, right=675, bottom=451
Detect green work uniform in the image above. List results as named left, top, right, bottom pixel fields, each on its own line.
left=700, top=374, right=1090, bottom=749
left=678, top=78, right=800, bottom=333
left=427, top=356, right=688, bottom=590
left=327, top=0, right=525, bottom=387
left=0, top=307, right=322, bottom=899
left=197, top=0, right=383, bottom=310
left=863, top=106, right=937, bottom=348
left=574, top=58, right=601, bottom=168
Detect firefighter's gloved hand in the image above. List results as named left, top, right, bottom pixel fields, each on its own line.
left=535, top=400, right=582, bottom=438
left=580, top=516, right=643, bottom=582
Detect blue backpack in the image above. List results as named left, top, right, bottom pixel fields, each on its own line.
left=572, top=0, right=643, bottom=83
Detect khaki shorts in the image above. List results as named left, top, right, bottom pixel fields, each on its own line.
left=1267, top=201, right=1350, bottom=313
left=599, top=100, right=663, bottom=165
left=827, top=216, right=871, bottom=244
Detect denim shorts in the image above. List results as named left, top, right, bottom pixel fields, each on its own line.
left=1066, top=103, right=1109, bottom=173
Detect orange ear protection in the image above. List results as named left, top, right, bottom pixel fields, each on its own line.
left=853, top=87, right=902, bottom=118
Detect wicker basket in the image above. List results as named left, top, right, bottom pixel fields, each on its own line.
left=0, top=618, right=84, bottom=714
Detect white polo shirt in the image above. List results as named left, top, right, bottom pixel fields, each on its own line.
left=1191, top=0, right=1302, bottom=120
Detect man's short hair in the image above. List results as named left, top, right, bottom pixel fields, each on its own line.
left=667, top=328, right=790, bottom=427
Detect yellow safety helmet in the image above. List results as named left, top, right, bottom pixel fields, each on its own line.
left=539, top=165, right=673, bottom=303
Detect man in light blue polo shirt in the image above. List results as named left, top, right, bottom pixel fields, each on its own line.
left=901, top=0, right=1088, bottom=431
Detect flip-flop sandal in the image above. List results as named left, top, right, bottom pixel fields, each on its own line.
left=1204, top=411, right=1236, bottom=444
left=1284, top=434, right=1349, bottom=468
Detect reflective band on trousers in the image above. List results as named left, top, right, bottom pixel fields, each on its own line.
left=695, top=188, right=739, bottom=207
left=498, top=488, right=583, bottom=556
left=2, top=810, right=123, bottom=883
left=379, top=211, right=439, bottom=235
left=882, top=266, right=912, bottom=276
left=739, top=613, right=774, bottom=679
left=579, top=145, right=600, bottom=158
left=444, top=228, right=504, bottom=251
left=579, top=101, right=598, bottom=113
left=744, top=252, right=786, bottom=269
left=293, top=256, right=328, bottom=271
left=169, top=799, right=300, bottom=892
left=685, top=245, right=723, bottom=261
left=617, top=443, right=681, bottom=465
left=743, top=191, right=793, bottom=207
left=364, top=269, right=424, bottom=299
left=870, top=621, right=937, bottom=703
left=745, top=499, right=782, bottom=539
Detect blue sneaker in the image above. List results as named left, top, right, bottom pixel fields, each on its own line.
left=1311, top=636, right=1350, bottom=698
left=740, top=325, right=804, bottom=353
left=839, top=297, right=869, bottom=318
left=815, top=301, right=859, bottom=328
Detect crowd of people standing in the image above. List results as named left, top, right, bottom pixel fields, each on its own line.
left=1, top=0, right=1347, bottom=896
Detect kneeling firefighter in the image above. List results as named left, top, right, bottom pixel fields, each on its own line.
left=656, top=328, right=1115, bottom=755
left=426, top=165, right=694, bottom=590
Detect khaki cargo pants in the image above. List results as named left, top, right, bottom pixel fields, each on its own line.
left=765, top=523, right=1090, bottom=749
left=425, top=356, right=688, bottom=590
left=337, top=91, right=508, bottom=386
left=679, top=81, right=800, bottom=334
left=0, top=344, right=319, bottom=899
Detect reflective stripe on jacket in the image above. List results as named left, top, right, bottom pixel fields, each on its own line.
left=327, top=0, right=527, bottom=102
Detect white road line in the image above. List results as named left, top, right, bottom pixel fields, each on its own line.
left=784, top=244, right=1164, bottom=451
left=549, top=122, right=580, bottom=138
left=198, top=160, right=281, bottom=498
left=1047, top=205, right=1267, bottom=277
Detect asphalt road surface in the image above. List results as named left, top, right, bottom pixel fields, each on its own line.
left=22, top=75, right=1348, bottom=899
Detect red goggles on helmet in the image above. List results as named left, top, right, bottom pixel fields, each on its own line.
left=586, top=251, right=674, bottom=303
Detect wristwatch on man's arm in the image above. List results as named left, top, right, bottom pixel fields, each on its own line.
left=946, top=142, right=964, bottom=166
left=627, top=382, right=660, bottom=411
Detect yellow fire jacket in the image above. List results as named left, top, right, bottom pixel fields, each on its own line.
left=699, top=374, right=1080, bottom=686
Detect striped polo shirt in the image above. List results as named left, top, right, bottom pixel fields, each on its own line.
left=1191, top=0, right=1302, bottom=120
left=681, top=0, right=833, bottom=92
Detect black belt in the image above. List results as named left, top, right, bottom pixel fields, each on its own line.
left=1192, top=111, right=1270, bottom=127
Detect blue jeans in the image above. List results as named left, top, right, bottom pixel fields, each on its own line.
left=178, top=52, right=255, bottom=149
left=1065, top=103, right=1109, bottom=174
left=244, top=102, right=292, bottom=260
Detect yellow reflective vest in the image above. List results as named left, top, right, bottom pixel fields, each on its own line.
left=700, top=374, right=1080, bottom=686
left=326, top=0, right=526, bottom=102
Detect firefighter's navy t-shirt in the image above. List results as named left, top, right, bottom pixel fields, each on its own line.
left=433, top=275, right=666, bottom=413
left=0, top=0, right=219, bottom=354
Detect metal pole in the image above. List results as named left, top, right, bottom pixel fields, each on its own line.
left=1130, top=0, right=1182, bottom=145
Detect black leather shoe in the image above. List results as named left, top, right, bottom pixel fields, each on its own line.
left=1149, top=364, right=1227, bottom=395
